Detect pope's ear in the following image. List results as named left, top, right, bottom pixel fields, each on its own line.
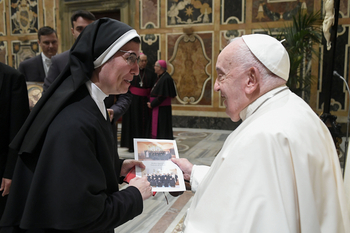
left=245, top=67, right=259, bottom=94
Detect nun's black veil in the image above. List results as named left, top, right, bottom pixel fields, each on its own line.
left=0, top=18, right=143, bottom=232
left=10, top=18, right=135, bottom=156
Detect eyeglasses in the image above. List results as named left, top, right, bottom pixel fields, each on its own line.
left=119, top=50, right=139, bottom=66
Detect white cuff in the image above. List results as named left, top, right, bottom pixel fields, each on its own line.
left=190, top=165, right=210, bottom=193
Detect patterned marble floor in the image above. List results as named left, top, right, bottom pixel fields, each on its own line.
left=115, top=127, right=232, bottom=233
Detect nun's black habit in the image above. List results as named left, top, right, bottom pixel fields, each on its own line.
left=0, top=18, right=143, bottom=233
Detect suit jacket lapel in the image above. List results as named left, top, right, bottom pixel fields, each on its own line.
left=38, top=54, right=45, bottom=79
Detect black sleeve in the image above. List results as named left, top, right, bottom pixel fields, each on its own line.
left=17, top=63, right=26, bottom=81
left=4, top=72, right=29, bottom=178
left=110, top=91, right=133, bottom=120
left=118, top=158, right=126, bottom=184
left=150, top=96, right=167, bottom=108
left=12, top=106, right=144, bottom=231
left=72, top=186, right=143, bottom=232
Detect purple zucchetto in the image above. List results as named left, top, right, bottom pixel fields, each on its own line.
left=157, top=60, right=167, bottom=70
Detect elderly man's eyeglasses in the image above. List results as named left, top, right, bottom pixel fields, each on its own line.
left=119, top=50, right=139, bottom=66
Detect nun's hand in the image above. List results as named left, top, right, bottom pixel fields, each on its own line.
left=129, top=176, right=152, bottom=200
left=120, top=160, right=145, bottom=177
left=0, top=178, right=11, bottom=196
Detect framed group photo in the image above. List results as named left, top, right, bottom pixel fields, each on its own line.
left=134, top=139, right=186, bottom=192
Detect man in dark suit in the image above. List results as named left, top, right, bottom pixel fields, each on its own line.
left=0, top=62, right=30, bottom=218
left=18, top=26, right=58, bottom=82
left=43, top=10, right=95, bottom=91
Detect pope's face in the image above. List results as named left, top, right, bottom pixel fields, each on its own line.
left=214, top=39, right=248, bottom=122
left=91, top=41, right=140, bottom=95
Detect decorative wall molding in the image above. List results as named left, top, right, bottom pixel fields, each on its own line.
left=0, top=0, right=5, bottom=36
left=0, top=40, right=8, bottom=64
left=1, top=0, right=349, bottom=118
left=317, top=25, right=350, bottom=113
left=252, top=0, right=313, bottom=22
left=166, top=0, right=213, bottom=27
left=43, top=0, right=56, bottom=27
left=60, top=0, right=132, bottom=51
left=220, top=29, right=245, bottom=50
left=10, top=0, right=38, bottom=35
left=167, top=32, right=213, bottom=106
left=221, top=0, right=244, bottom=24
left=11, top=39, right=38, bottom=68
left=140, top=33, right=160, bottom=71
left=140, top=0, right=159, bottom=29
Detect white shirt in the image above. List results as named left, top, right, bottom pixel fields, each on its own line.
left=85, top=80, right=108, bottom=120
left=41, top=52, right=52, bottom=76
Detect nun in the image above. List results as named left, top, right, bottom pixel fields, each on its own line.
left=0, top=18, right=152, bottom=232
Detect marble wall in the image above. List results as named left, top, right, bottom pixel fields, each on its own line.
left=135, top=0, right=350, bottom=128
left=0, top=0, right=59, bottom=68
left=318, top=25, right=350, bottom=113
left=2, top=0, right=350, bottom=129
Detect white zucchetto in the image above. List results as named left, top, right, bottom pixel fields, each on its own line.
left=242, top=34, right=290, bottom=81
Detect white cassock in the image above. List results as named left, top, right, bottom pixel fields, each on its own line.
left=344, top=141, right=350, bottom=213
left=184, top=86, right=350, bottom=233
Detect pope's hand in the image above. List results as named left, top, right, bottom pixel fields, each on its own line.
left=171, top=158, right=193, bottom=181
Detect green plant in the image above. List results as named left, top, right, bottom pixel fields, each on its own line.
left=275, top=10, right=322, bottom=100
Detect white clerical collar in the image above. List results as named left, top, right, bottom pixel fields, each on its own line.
left=85, top=80, right=108, bottom=120
left=239, top=85, right=288, bottom=121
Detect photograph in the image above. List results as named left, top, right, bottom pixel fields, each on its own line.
left=134, top=139, right=186, bottom=192
left=26, top=82, right=43, bottom=110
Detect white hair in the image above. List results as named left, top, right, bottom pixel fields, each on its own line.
left=229, top=37, right=286, bottom=87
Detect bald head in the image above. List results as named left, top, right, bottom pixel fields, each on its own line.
left=138, top=54, right=148, bottom=70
